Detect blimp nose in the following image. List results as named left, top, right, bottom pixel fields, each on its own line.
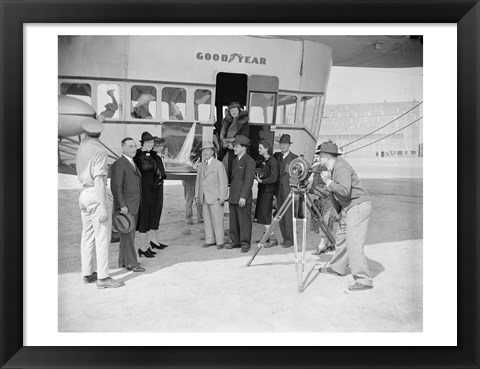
left=58, top=95, right=96, bottom=137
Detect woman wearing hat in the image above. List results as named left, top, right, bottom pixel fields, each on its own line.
left=254, top=140, right=279, bottom=247
left=134, top=131, right=167, bottom=257
left=220, top=102, right=250, bottom=183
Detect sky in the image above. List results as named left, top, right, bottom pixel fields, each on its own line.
left=325, top=67, right=423, bottom=106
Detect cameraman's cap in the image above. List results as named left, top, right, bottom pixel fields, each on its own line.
left=81, top=118, right=104, bottom=134
left=276, top=134, right=293, bottom=144
left=233, top=135, right=250, bottom=146
left=318, top=141, right=341, bottom=156
left=154, top=137, right=165, bottom=145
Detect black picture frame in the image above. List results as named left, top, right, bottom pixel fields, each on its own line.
left=0, top=0, right=477, bottom=368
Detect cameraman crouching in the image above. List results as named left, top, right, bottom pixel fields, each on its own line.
left=316, top=141, right=374, bottom=292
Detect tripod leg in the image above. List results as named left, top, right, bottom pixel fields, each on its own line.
left=292, top=191, right=303, bottom=292
left=305, top=193, right=336, bottom=246
left=301, top=193, right=307, bottom=273
left=246, top=192, right=294, bottom=267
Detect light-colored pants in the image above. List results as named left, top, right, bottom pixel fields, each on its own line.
left=78, top=188, right=112, bottom=279
left=202, top=197, right=225, bottom=245
left=183, top=179, right=203, bottom=222
left=328, top=201, right=373, bottom=287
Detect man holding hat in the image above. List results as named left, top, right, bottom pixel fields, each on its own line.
left=111, top=137, right=144, bottom=272
left=273, top=134, right=299, bottom=248
left=316, top=141, right=374, bottom=291
left=76, top=118, right=124, bottom=289
left=194, top=141, right=228, bottom=249
left=225, top=135, right=256, bottom=253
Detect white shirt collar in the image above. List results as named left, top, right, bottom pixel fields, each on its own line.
left=237, top=153, right=245, bottom=161
left=123, top=154, right=135, bottom=166
left=329, top=158, right=337, bottom=171
left=282, top=150, right=290, bottom=159
left=205, top=158, right=212, bottom=166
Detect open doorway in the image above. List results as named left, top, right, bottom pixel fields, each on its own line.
left=214, top=72, right=248, bottom=162
left=214, top=72, right=248, bottom=130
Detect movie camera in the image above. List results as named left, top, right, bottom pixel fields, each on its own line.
left=288, top=156, right=313, bottom=190
left=247, top=155, right=335, bottom=292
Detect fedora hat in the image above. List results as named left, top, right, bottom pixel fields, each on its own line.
left=200, top=140, right=215, bottom=150
left=112, top=211, right=135, bottom=234
left=317, top=141, right=341, bottom=156
left=81, top=118, right=104, bottom=135
left=154, top=137, right=166, bottom=145
left=276, top=134, right=293, bottom=144
left=140, top=131, right=156, bottom=143
left=232, top=135, right=251, bottom=146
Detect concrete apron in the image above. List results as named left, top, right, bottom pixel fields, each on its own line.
left=59, top=239, right=423, bottom=332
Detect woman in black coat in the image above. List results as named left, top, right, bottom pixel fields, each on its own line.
left=134, top=131, right=167, bottom=258
left=220, top=102, right=250, bottom=183
left=254, top=140, right=279, bottom=247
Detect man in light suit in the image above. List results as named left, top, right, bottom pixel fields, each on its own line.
left=273, top=134, right=299, bottom=248
left=111, top=137, right=144, bottom=272
left=225, top=135, right=256, bottom=253
left=194, top=141, right=228, bottom=249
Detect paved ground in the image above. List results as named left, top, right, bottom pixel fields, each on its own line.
left=58, top=157, right=423, bottom=332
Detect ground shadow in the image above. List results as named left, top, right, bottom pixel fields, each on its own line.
left=59, top=177, right=419, bottom=279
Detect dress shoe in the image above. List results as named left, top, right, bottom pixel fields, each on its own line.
left=150, top=241, right=163, bottom=250
left=312, top=244, right=336, bottom=255
left=225, top=243, right=240, bottom=249
left=202, top=243, right=215, bottom=248
left=185, top=219, right=194, bottom=225
left=83, top=272, right=97, bottom=284
left=138, top=249, right=154, bottom=258
left=282, top=241, right=293, bottom=248
left=264, top=238, right=278, bottom=248
left=127, top=266, right=146, bottom=272
left=96, top=277, right=125, bottom=289
left=146, top=249, right=156, bottom=257
left=216, top=243, right=225, bottom=249
left=319, top=266, right=343, bottom=277
left=348, top=283, right=373, bottom=291
left=241, top=247, right=250, bottom=253
left=150, top=241, right=168, bottom=249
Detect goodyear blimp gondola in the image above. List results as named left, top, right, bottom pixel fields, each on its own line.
left=58, top=35, right=422, bottom=179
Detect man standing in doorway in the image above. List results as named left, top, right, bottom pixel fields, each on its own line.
left=225, top=135, right=256, bottom=253
left=316, top=141, right=374, bottom=291
left=76, top=118, right=124, bottom=289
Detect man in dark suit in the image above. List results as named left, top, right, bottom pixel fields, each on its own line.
left=273, top=134, right=299, bottom=248
left=225, top=135, right=256, bottom=253
left=111, top=137, right=144, bottom=272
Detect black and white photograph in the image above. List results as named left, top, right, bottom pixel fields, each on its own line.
left=56, top=34, right=425, bottom=333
